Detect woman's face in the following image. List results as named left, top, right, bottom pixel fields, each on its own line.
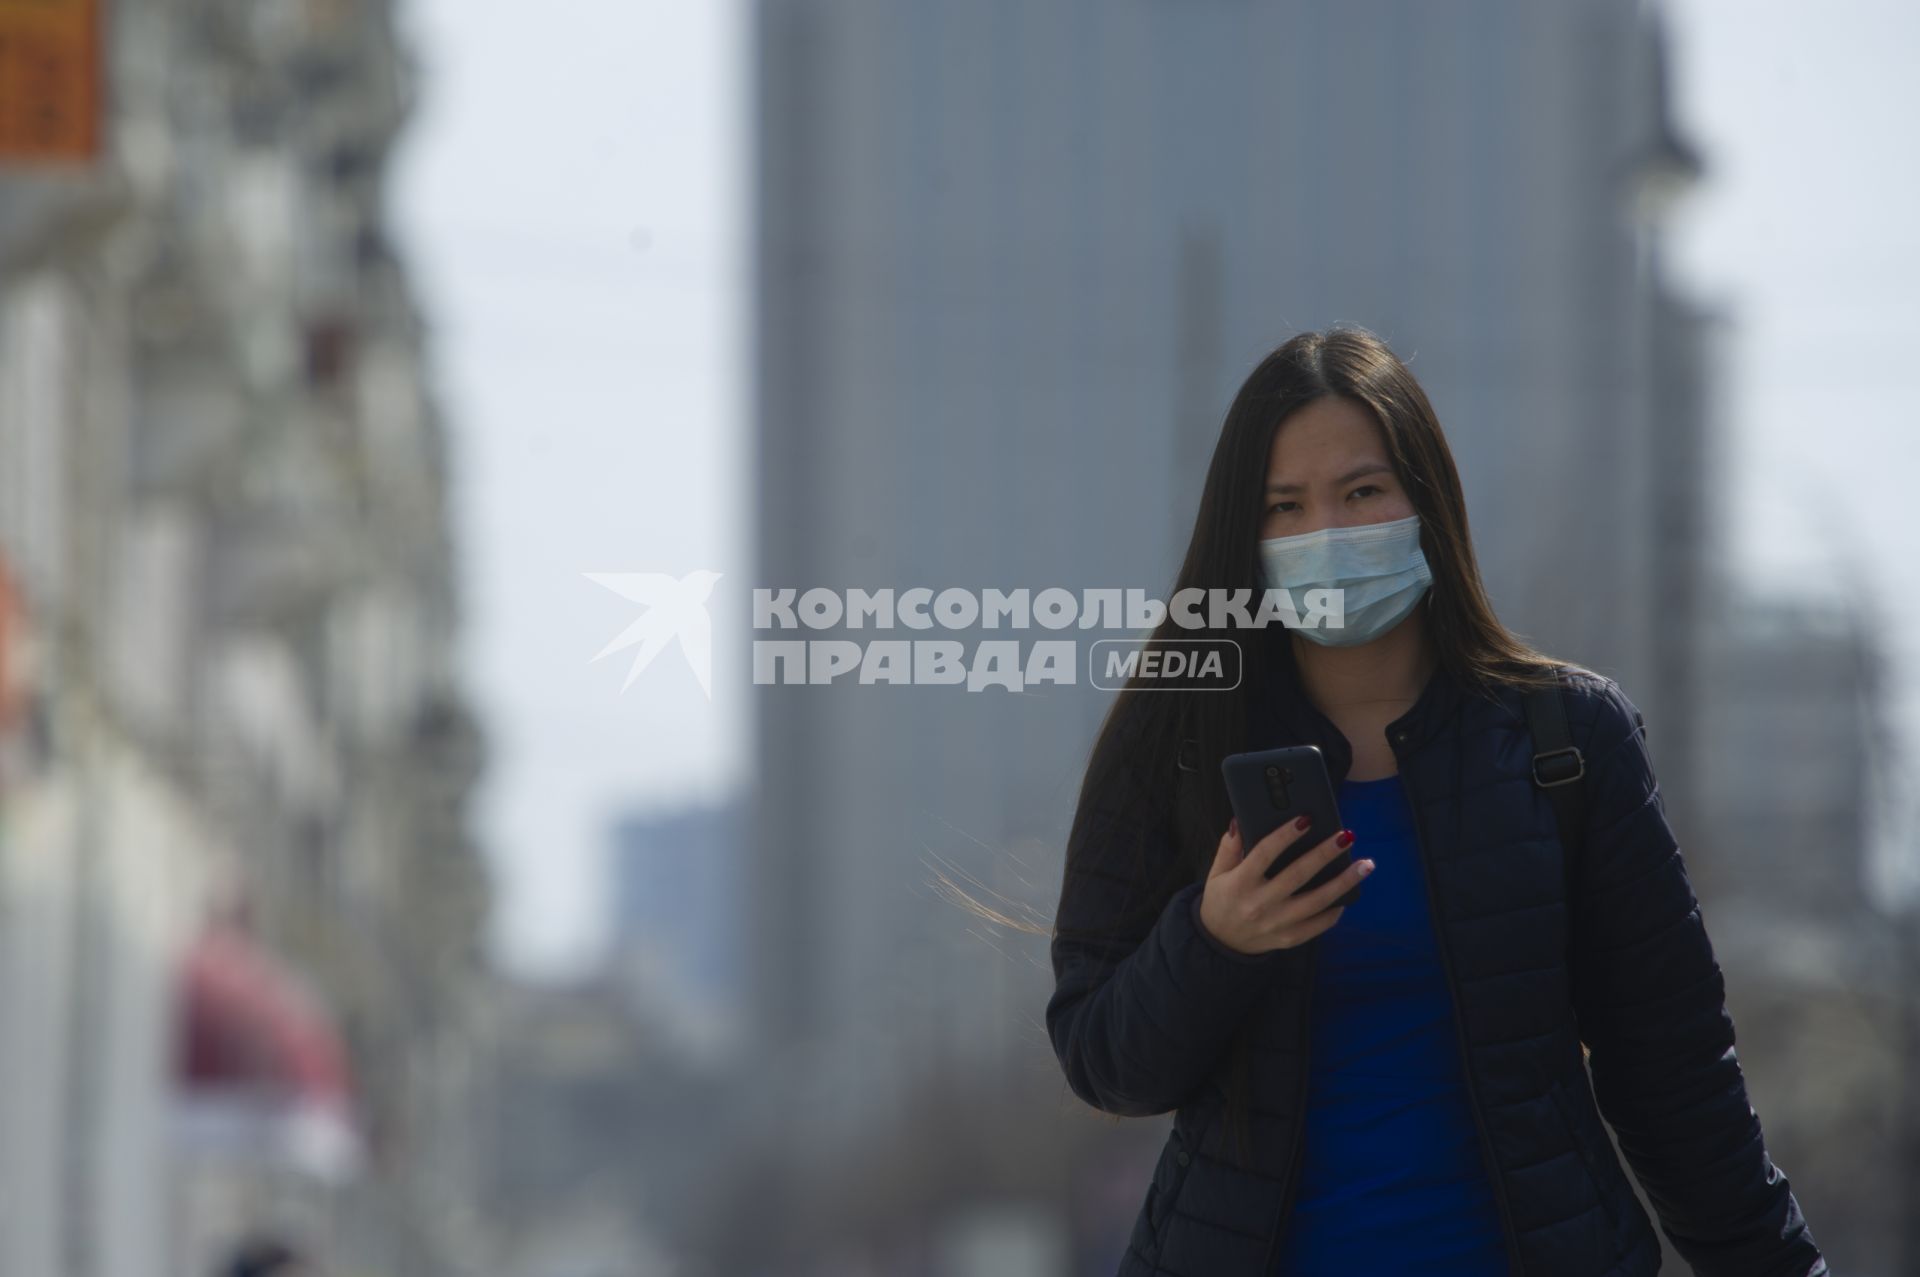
left=1259, top=396, right=1415, bottom=540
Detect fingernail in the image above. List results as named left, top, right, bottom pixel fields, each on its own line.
left=1229, top=817, right=1239, bottom=839
left=1336, top=829, right=1355, bottom=848
left=1294, top=814, right=1312, bottom=831
left=1357, top=859, right=1376, bottom=876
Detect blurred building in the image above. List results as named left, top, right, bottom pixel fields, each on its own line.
left=0, top=2, right=492, bottom=1275
left=1695, top=595, right=1884, bottom=919
left=739, top=0, right=1746, bottom=1271
left=1687, top=590, right=1909, bottom=1269
left=475, top=974, right=744, bottom=1277
left=605, top=798, right=748, bottom=1061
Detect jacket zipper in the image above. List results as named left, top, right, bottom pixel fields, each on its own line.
left=1399, top=744, right=1527, bottom=1277
left=1258, top=936, right=1317, bottom=1275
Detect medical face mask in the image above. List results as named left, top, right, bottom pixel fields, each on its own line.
left=1258, top=513, right=1433, bottom=647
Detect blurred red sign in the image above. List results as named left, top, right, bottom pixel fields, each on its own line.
left=0, top=555, right=21, bottom=733
left=0, top=0, right=101, bottom=163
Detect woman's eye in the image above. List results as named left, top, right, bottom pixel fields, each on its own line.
left=1267, top=501, right=1299, bottom=515
left=1348, top=485, right=1382, bottom=501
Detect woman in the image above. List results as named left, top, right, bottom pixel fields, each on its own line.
left=1045, top=327, right=1825, bottom=1276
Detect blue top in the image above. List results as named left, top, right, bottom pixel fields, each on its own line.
left=1274, top=773, right=1513, bottom=1276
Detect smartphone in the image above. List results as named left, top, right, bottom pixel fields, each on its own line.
left=1220, top=745, right=1361, bottom=910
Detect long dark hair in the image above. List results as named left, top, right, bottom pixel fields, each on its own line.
left=935, top=326, right=1572, bottom=1162
left=1093, top=324, right=1569, bottom=872
left=1055, top=325, right=1571, bottom=1165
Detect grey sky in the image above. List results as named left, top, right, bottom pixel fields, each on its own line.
left=391, top=0, right=747, bottom=977
left=390, top=0, right=1919, bottom=978
left=1661, top=0, right=1920, bottom=903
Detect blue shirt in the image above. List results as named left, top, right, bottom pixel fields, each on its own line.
left=1274, top=773, right=1513, bottom=1276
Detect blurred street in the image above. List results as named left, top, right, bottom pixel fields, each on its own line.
left=0, top=1, right=1915, bottom=1274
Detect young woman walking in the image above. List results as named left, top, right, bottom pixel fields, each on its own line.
left=1046, top=326, right=1825, bottom=1276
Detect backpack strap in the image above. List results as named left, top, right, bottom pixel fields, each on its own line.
left=1524, top=669, right=1587, bottom=885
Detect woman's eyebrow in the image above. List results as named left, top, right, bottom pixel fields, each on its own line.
left=1265, top=462, right=1393, bottom=495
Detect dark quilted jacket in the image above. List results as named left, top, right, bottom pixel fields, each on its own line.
left=1046, top=652, right=1826, bottom=1277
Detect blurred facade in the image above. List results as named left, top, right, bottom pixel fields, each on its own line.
left=720, top=1, right=1905, bottom=1274
left=605, top=799, right=749, bottom=1062
left=1689, top=592, right=1910, bottom=1268
left=475, top=973, right=745, bottom=1277
left=472, top=802, right=752, bottom=1277
left=0, top=3, right=493, bottom=1275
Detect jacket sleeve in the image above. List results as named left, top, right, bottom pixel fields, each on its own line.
left=1045, top=729, right=1291, bottom=1118
left=1566, top=676, right=1826, bottom=1277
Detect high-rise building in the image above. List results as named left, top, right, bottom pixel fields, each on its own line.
left=1687, top=591, right=1904, bottom=1266
left=0, top=4, right=492, bottom=1274
left=605, top=800, right=748, bottom=1058
left=746, top=0, right=1715, bottom=1181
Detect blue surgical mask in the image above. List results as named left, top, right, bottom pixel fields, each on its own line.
left=1258, top=514, right=1432, bottom=647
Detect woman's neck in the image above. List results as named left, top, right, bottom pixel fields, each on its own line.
left=1288, top=604, right=1437, bottom=721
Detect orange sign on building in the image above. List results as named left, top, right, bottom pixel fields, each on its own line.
left=0, top=0, right=101, bottom=163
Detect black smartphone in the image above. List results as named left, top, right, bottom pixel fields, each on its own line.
left=1220, top=745, right=1361, bottom=909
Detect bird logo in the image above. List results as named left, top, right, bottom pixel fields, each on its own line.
left=585, top=570, right=723, bottom=699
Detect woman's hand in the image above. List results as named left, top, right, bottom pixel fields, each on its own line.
left=1197, top=815, right=1374, bottom=955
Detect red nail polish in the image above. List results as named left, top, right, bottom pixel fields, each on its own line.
left=1229, top=817, right=1239, bottom=838
left=1336, top=829, right=1355, bottom=848
left=1294, top=814, right=1312, bottom=831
